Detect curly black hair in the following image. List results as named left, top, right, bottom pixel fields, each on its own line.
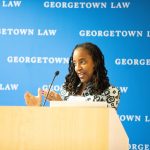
left=63, top=42, right=110, bottom=95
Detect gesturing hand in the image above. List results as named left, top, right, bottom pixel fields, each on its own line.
left=42, top=90, right=62, bottom=101
left=24, top=88, right=42, bottom=106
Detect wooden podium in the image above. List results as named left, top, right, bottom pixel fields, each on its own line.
left=0, top=102, right=129, bottom=150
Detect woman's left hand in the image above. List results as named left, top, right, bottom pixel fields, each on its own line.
left=42, top=90, right=62, bottom=101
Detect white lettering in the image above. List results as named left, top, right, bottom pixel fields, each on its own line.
left=43, top=2, right=106, bottom=9
left=0, top=28, right=58, bottom=36
left=37, top=29, right=57, bottom=36
left=129, top=144, right=149, bottom=150
left=79, top=30, right=143, bottom=37
left=111, top=2, right=130, bottom=9
left=0, top=84, right=19, bottom=91
left=115, top=58, right=150, bottom=66
left=0, top=28, right=34, bottom=36
left=119, top=115, right=141, bottom=122
left=147, top=31, right=150, bottom=37
left=42, top=84, right=62, bottom=92
left=145, top=116, right=150, bottom=123
left=7, top=56, right=69, bottom=64
left=2, top=0, right=22, bottom=7
left=119, top=87, right=128, bottom=93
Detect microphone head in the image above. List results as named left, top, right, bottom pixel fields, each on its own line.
left=55, top=70, right=60, bottom=76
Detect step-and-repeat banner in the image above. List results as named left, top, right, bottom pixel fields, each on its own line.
left=0, top=0, right=150, bottom=149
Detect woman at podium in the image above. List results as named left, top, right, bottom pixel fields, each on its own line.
left=24, top=42, right=120, bottom=109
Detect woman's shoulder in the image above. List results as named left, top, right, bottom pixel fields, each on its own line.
left=105, top=85, right=120, bottom=96
left=101, top=85, right=120, bottom=109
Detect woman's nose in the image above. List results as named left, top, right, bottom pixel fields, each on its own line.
left=75, top=63, right=82, bottom=71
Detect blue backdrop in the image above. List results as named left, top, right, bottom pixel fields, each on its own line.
left=0, top=0, right=150, bottom=149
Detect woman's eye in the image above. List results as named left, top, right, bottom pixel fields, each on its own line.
left=73, top=60, right=86, bottom=67
left=80, top=60, right=86, bottom=64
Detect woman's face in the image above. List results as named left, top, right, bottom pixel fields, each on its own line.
left=73, top=47, right=95, bottom=84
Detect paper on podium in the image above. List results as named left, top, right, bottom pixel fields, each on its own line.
left=50, top=96, right=107, bottom=107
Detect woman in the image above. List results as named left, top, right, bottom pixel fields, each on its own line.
left=24, top=42, right=120, bottom=109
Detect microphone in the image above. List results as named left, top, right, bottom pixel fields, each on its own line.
left=42, top=71, right=60, bottom=106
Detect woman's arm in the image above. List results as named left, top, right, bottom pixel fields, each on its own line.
left=24, top=88, right=62, bottom=106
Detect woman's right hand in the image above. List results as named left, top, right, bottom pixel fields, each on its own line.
left=24, top=88, right=42, bottom=106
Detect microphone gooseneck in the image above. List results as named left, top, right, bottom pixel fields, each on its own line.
left=42, top=71, right=60, bottom=106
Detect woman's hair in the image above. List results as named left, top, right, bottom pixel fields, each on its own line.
left=63, top=42, right=110, bottom=95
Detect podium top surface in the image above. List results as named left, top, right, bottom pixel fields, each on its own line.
left=50, top=101, right=108, bottom=107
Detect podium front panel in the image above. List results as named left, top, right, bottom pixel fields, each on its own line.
left=0, top=106, right=109, bottom=150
